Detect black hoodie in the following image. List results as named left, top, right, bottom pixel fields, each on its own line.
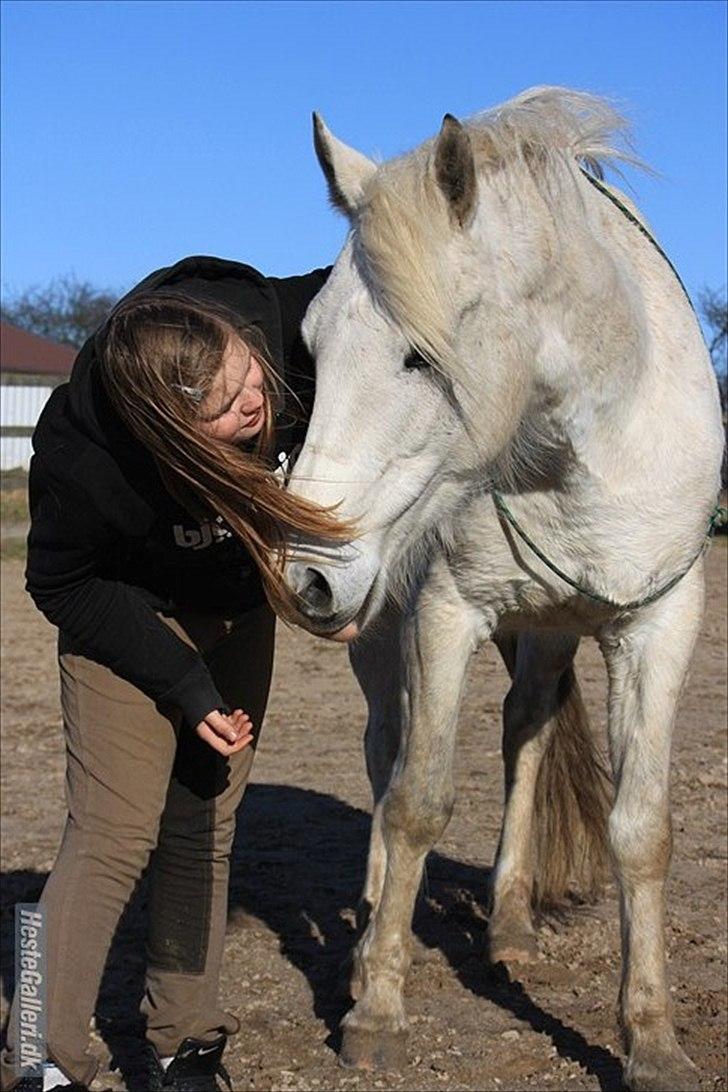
left=25, top=256, right=329, bottom=729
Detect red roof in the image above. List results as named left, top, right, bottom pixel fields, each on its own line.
left=0, top=320, right=77, bottom=377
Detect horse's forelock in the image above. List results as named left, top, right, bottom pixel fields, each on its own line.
left=356, top=160, right=455, bottom=373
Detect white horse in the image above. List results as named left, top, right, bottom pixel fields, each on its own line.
left=284, top=88, right=724, bottom=1092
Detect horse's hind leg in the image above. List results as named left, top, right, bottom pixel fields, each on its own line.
left=340, top=557, right=479, bottom=1071
left=488, top=633, right=580, bottom=963
left=600, top=566, right=703, bottom=1092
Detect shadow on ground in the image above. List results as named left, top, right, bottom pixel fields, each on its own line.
left=1, top=784, right=624, bottom=1091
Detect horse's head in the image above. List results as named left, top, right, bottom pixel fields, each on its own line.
left=284, top=114, right=492, bottom=639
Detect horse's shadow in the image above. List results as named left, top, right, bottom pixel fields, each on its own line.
left=0, top=784, right=624, bottom=1091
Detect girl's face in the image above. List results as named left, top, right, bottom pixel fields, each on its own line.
left=198, top=337, right=266, bottom=444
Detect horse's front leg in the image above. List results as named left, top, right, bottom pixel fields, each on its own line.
left=600, top=566, right=704, bottom=1092
left=348, top=602, right=407, bottom=989
left=340, top=559, right=480, bottom=1071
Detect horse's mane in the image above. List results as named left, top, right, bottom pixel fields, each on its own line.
left=467, top=85, right=641, bottom=178
left=356, top=87, right=645, bottom=378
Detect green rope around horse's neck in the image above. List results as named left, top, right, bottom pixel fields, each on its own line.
left=490, top=168, right=726, bottom=613
left=491, top=492, right=727, bottom=612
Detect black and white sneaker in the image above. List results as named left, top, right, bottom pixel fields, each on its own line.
left=146, top=1035, right=232, bottom=1092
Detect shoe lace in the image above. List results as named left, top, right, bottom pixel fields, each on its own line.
left=215, top=1060, right=232, bottom=1092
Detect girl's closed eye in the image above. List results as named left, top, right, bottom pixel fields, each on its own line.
left=197, top=344, right=266, bottom=443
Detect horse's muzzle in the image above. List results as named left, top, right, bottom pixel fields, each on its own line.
left=286, top=562, right=360, bottom=640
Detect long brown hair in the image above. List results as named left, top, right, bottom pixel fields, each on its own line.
left=97, top=291, right=352, bottom=617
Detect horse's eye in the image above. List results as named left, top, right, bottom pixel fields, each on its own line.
left=403, top=349, right=429, bottom=370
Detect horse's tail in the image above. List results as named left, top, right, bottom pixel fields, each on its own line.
left=532, top=664, right=612, bottom=909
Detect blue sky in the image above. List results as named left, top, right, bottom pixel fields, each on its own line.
left=1, top=0, right=726, bottom=315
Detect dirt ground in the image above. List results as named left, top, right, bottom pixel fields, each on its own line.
left=1, top=544, right=726, bottom=1092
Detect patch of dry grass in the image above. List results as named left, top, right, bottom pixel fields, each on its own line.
left=0, top=488, right=29, bottom=525
left=1, top=486, right=29, bottom=560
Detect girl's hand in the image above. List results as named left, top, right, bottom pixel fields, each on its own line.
left=195, top=708, right=254, bottom=755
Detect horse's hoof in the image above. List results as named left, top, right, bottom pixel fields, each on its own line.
left=339, top=1025, right=408, bottom=1072
left=625, top=1050, right=701, bottom=1091
left=488, top=926, right=538, bottom=965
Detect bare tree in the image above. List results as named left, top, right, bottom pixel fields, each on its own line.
left=699, top=286, right=727, bottom=411
left=1, top=275, right=120, bottom=349
left=699, top=287, right=728, bottom=492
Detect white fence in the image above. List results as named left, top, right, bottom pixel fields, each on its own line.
left=0, top=385, right=54, bottom=470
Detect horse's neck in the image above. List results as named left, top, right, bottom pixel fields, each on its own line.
left=473, top=165, right=656, bottom=495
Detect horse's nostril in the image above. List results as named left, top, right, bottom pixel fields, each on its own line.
left=301, top=567, right=333, bottom=614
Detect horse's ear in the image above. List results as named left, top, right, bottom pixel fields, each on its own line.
left=313, top=113, right=377, bottom=217
left=433, top=114, right=477, bottom=228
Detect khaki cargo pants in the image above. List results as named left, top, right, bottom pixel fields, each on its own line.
left=1, top=604, right=275, bottom=1089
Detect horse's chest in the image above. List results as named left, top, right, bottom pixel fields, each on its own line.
left=447, top=514, right=608, bottom=636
